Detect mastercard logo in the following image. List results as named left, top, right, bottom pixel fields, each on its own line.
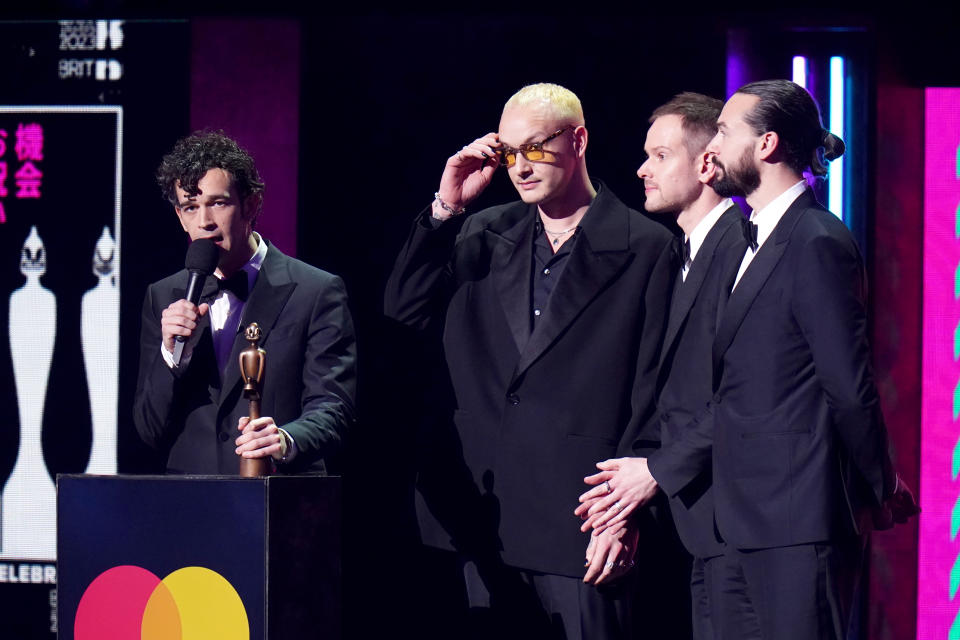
left=74, top=565, right=249, bottom=640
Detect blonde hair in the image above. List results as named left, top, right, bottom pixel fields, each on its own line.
left=503, top=83, right=585, bottom=125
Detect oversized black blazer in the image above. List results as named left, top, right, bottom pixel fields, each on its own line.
left=385, top=183, right=675, bottom=576
left=649, top=190, right=895, bottom=550
left=648, top=205, right=745, bottom=558
left=134, top=242, right=357, bottom=475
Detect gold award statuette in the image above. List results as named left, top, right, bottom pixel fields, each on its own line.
left=239, top=322, right=270, bottom=477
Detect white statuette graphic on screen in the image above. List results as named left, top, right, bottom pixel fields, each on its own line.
left=4, top=226, right=57, bottom=559
left=82, top=226, right=118, bottom=474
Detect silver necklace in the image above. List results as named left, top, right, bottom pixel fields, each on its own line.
left=544, top=226, right=577, bottom=246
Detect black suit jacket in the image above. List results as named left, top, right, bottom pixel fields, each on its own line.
left=648, top=205, right=745, bottom=558
left=651, top=190, right=895, bottom=550
left=385, top=183, right=675, bottom=577
left=134, top=242, right=357, bottom=475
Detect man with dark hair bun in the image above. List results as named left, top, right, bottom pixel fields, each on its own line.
left=134, top=130, right=357, bottom=475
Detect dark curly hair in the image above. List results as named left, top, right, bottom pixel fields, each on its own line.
left=156, top=130, right=265, bottom=218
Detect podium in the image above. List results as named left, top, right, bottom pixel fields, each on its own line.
left=57, top=474, right=341, bottom=640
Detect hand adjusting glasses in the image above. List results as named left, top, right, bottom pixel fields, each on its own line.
left=498, top=126, right=573, bottom=168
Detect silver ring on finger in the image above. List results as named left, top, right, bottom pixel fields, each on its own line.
left=605, top=561, right=615, bottom=570
left=603, top=481, right=612, bottom=494
left=457, top=151, right=464, bottom=161
left=612, top=501, right=622, bottom=512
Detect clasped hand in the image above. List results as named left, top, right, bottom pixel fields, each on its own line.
left=577, top=457, right=660, bottom=585
left=235, top=416, right=287, bottom=461
left=575, top=457, right=659, bottom=534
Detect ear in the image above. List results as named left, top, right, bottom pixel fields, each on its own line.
left=572, top=125, right=588, bottom=159
left=696, top=151, right=716, bottom=185
left=757, top=131, right=779, bottom=161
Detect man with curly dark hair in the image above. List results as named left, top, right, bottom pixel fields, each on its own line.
left=134, top=130, right=357, bottom=474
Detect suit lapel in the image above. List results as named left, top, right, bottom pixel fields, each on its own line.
left=513, top=186, right=632, bottom=380
left=489, top=203, right=536, bottom=354
left=712, top=191, right=814, bottom=375
left=218, top=243, right=297, bottom=410
left=662, top=267, right=684, bottom=359
left=658, top=207, right=741, bottom=369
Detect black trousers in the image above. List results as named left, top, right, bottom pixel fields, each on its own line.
left=690, top=556, right=719, bottom=640
left=406, top=529, right=691, bottom=640
left=462, top=557, right=636, bottom=640
left=705, top=536, right=867, bottom=640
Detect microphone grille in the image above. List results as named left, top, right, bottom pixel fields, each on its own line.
left=184, top=238, right=220, bottom=273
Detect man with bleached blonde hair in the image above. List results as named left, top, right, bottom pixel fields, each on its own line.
left=386, top=83, right=682, bottom=638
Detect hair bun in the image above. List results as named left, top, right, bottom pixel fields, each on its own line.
left=822, top=130, right=845, bottom=161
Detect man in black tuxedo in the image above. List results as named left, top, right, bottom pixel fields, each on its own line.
left=581, top=80, right=916, bottom=639
left=134, top=131, right=356, bottom=474
left=577, top=93, right=745, bottom=639
left=385, top=83, right=676, bottom=638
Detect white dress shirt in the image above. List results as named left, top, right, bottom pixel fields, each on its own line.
left=683, top=198, right=734, bottom=281
left=732, top=180, right=807, bottom=289
left=162, top=232, right=267, bottom=371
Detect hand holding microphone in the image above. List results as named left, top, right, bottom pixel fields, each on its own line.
left=161, top=238, right=219, bottom=364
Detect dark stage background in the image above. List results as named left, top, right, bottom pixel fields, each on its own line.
left=0, top=6, right=956, bottom=639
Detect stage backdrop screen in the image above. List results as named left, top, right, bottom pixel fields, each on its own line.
left=1, top=105, right=122, bottom=568
left=0, top=19, right=189, bottom=638
left=919, top=87, right=960, bottom=640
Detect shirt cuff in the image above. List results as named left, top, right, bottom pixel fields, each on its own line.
left=160, top=341, right=193, bottom=369
left=278, top=428, right=298, bottom=463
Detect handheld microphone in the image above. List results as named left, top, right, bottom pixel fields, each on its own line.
left=172, top=238, right=219, bottom=364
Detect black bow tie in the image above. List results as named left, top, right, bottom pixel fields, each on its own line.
left=675, top=236, right=691, bottom=267
left=220, top=271, right=250, bottom=301
left=742, top=218, right=759, bottom=251
left=202, top=271, right=250, bottom=302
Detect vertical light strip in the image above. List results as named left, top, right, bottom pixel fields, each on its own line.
left=792, top=56, right=807, bottom=88
left=828, top=56, right=845, bottom=220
